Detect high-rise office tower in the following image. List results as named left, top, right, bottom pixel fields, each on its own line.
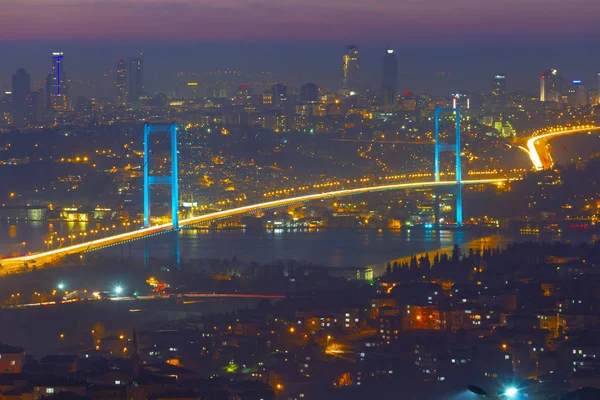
left=49, top=52, right=70, bottom=112
left=26, top=90, right=44, bottom=123
left=128, top=58, right=143, bottom=103
left=571, top=80, right=587, bottom=107
left=45, top=73, right=53, bottom=112
left=11, top=68, right=31, bottom=124
left=271, top=83, right=287, bottom=108
left=381, top=49, right=398, bottom=113
left=540, top=69, right=562, bottom=103
left=342, top=45, right=360, bottom=97
left=300, top=83, right=319, bottom=103
left=116, top=58, right=128, bottom=107
left=491, top=74, right=506, bottom=105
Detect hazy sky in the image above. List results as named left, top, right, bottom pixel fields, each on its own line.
left=2, top=0, right=599, bottom=42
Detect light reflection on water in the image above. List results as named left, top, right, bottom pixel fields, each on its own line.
left=0, top=221, right=591, bottom=275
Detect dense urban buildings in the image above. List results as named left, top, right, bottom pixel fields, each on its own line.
left=1, top=9, right=600, bottom=399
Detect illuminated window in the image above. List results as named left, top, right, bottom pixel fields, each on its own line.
left=46, top=389, right=55, bottom=394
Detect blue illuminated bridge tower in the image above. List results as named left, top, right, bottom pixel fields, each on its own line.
left=434, top=106, right=463, bottom=228
left=143, top=122, right=180, bottom=269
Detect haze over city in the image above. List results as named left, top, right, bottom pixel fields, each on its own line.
left=1, top=0, right=600, bottom=399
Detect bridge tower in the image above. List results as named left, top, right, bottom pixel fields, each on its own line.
left=434, top=106, right=462, bottom=227
left=143, top=122, right=180, bottom=269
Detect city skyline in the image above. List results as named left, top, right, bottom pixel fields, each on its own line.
left=2, top=42, right=600, bottom=97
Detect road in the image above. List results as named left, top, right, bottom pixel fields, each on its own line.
left=6, top=292, right=287, bottom=309
left=525, top=126, right=600, bottom=170
left=334, top=139, right=431, bottom=144
left=1, top=178, right=506, bottom=269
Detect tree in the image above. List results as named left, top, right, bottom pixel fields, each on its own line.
left=419, top=254, right=431, bottom=270
left=385, top=262, right=392, bottom=277
left=451, top=244, right=462, bottom=264
left=440, top=253, right=449, bottom=265
left=410, top=255, right=418, bottom=270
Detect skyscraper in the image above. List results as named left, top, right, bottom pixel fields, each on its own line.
left=540, top=69, right=562, bottom=103
left=342, top=45, right=360, bottom=97
left=491, top=74, right=506, bottom=105
left=300, top=83, right=319, bottom=103
left=571, top=80, right=587, bottom=107
left=11, top=68, right=31, bottom=124
left=26, top=90, right=44, bottom=123
left=381, top=49, right=398, bottom=113
left=271, top=83, right=287, bottom=108
left=49, top=52, right=70, bottom=112
left=128, top=58, right=143, bottom=103
left=116, top=58, right=128, bottom=107
left=45, top=73, right=53, bottom=113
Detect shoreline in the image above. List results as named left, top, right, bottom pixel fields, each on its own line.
left=367, top=234, right=515, bottom=277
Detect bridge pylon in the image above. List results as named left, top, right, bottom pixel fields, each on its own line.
left=143, top=122, right=180, bottom=269
left=434, top=106, right=462, bottom=228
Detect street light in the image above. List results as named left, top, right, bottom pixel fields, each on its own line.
left=503, top=388, right=518, bottom=398
left=114, top=286, right=123, bottom=296
left=57, top=283, right=65, bottom=290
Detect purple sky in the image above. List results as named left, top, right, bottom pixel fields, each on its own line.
left=3, top=0, right=599, bottom=42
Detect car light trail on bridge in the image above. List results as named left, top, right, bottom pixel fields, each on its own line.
left=2, top=178, right=507, bottom=268
left=526, top=126, right=600, bottom=170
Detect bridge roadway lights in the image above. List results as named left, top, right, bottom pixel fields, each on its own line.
left=434, top=106, right=462, bottom=228
left=3, top=178, right=505, bottom=269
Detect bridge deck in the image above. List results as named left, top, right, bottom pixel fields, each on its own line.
left=2, top=178, right=506, bottom=269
